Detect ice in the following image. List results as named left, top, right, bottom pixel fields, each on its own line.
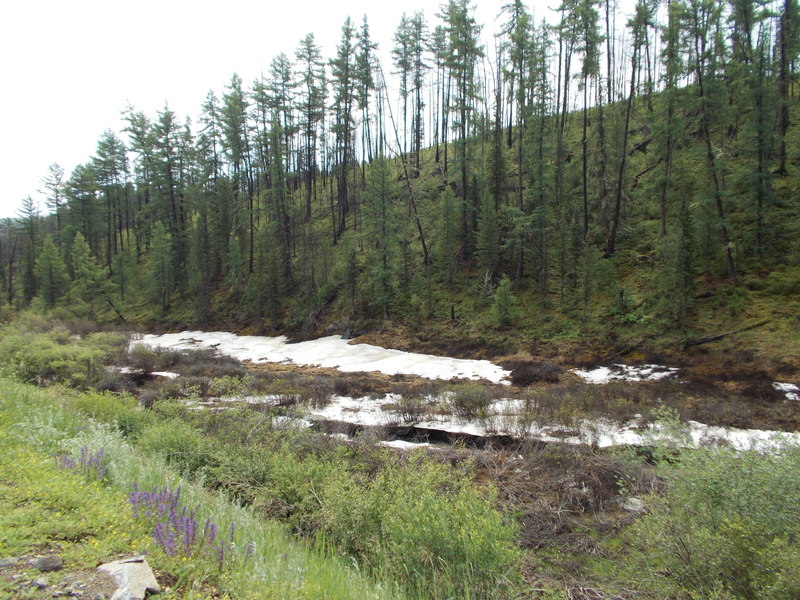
left=133, top=331, right=511, bottom=383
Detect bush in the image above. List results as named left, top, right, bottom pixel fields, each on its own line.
left=632, top=444, right=800, bottom=599
left=448, top=383, right=494, bottom=419
left=136, top=420, right=220, bottom=477
left=0, top=324, right=126, bottom=388
left=70, top=391, right=154, bottom=438
left=319, top=452, right=519, bottom=598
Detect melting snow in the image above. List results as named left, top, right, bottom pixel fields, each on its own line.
left=572, top=363, right=679, bottom=384
left=306, top=395, right=800, bottom=452
left=133, top=331, right=511, bottom=384
left=774, top=382, right=800, bottom=401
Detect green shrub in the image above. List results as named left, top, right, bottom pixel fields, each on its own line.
left=319, top=452, right=519, bottom=598
left=136, top=420, right=220, bottom=477
left=69, top=391, right=154, bottom=438
left=0, top=324, right=126, bottom=388
left=632, top=444, right=800, bottom=599
left=448, top=383, right=494, bottom=419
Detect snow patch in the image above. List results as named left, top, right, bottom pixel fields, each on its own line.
left=132, top=331, right=511, bottom=384
left=774, top=382, right=800, bottom=401
left=572, top=363, right=679, bottom=384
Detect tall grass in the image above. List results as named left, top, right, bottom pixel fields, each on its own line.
left=0, top=378, right=404, bottom=599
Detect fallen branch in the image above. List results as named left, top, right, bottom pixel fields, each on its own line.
left=684, top=320, right=769, bottom=348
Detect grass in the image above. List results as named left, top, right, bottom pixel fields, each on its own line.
left=0, top=378, right=405, bottom=600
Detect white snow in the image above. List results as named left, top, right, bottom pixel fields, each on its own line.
left=151, top=371, right=180, bottom=379
left=304, top=394, right=800, bottom=452
left=132, top=331, right=511, bottom=384
left=379, top=439, right=433, bottom=450
left=573, top=363, right=679, bottom=384
left=774, top=382, right=800, bottom=401
left=308, top=394, right=399, bottom=427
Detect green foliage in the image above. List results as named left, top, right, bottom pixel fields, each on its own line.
left=131, top=407, right=519, bottom=598
left=35, top=236, right=70, bottom=308
left=0, top=378, right=406, bottom=599
left=448, top=382, right=494, bottom=419
left=632, top=444, right=800, bottom=599
left=136, top=419, right=220, bottom=476
left=492, top=275, right=519, bottom=327
left=146, top=221, right=174, bottom=315
left=0, top=322, right=126, bottom=388
left=69, top=231, right=116, bottom=318
left=69, top=390, right=154, bottom=438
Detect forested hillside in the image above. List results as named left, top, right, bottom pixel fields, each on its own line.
left=2, top=0, right=799, bottom=374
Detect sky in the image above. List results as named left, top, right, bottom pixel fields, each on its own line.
left=0, top=0, right=593, bottom=219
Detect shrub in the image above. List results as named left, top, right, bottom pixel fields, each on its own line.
left=319, top=451, right=519, bottom=598
left=70, top=390, right=154, bottom=437
left=448, top=383, right=494, bottom=419
left=136, top=420, right=220, bottom=477
left=0, top=324, right=126, bottom=388
left=632, top=444, right=800, bottom=599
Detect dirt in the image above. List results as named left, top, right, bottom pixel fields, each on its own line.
left=0, top=552, right=118, bottom=600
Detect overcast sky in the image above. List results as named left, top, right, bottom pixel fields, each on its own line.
left=0, top=0, right=584, bottom=219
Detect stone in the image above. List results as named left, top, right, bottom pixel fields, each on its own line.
left=0, top=557, right=18, bottom=568
left=33, top=577, right=49, bottom=588
left=96, top=556, right=160, bottom=600
left=35, top=555, right=64, bottom=572
left=621, top=496, right=645, bottom=513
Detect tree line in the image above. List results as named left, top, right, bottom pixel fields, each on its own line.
left=1, top=0, right=798, bottom=329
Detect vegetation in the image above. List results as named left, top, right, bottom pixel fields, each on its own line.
left=0, top=0, right=797, bottom=379
left=0, top=316, right=799, bottom=597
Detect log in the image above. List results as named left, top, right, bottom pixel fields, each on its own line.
left=684, top=320, right=769, bottom=348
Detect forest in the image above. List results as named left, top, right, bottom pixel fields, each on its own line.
left=1, top=0, right=799, bottom=369
left=1, top=1, right=800, bottom=597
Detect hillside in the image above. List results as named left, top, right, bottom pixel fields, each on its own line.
left=0, top=0, right=798, bottom=385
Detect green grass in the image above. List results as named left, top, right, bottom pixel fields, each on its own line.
left=0, top=378, right=405, bottom=600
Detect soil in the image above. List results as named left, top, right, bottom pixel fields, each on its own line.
left=0, top=552, right=118, bottom=600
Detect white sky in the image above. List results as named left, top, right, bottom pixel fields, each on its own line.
left=0, top=0, right=592, bottom=219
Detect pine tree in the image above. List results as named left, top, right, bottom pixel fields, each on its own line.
left=146, top=221, right=174, bottom=316
left=492, top=275, right=519, bottom=327
left=41, top=164, right=65, bottom=241
left=296, top=33, right=327, bottom=222
left=69, top=231, right=115, bottom=318
left=330, top=18, right=358, bottom=239
left=35, top=236, right=69, bottom=308
left=440, top=0, right=484, bottom=210
left=363, top=157, right=398, bottom=320
left=17, top=196, right=41, bottom=304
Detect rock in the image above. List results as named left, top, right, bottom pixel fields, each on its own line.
left=621, top=496, right=646, bottom=513
left=0, top=557, right=18, bottom=568
left=35, top=555, right=64, bottom=572
left=97, top=556, right=160, bottom=600
left=33, top=577, right=49, bottom=588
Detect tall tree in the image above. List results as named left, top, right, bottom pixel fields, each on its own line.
left=41, top=164, right=65, bottom=240
left=329, top=17, right=357, bottom=240
left=440, top=0, right=484, bottom=242
left=296, top=33, right=327, bottom=222
left=92, top=130, right=129, bottom=264
left=35, top=236, right=69, bottom=308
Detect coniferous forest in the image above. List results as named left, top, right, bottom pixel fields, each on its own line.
left=2, top=0, right=799, bottom=372
left=3, top=2, right=800, bottom=598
